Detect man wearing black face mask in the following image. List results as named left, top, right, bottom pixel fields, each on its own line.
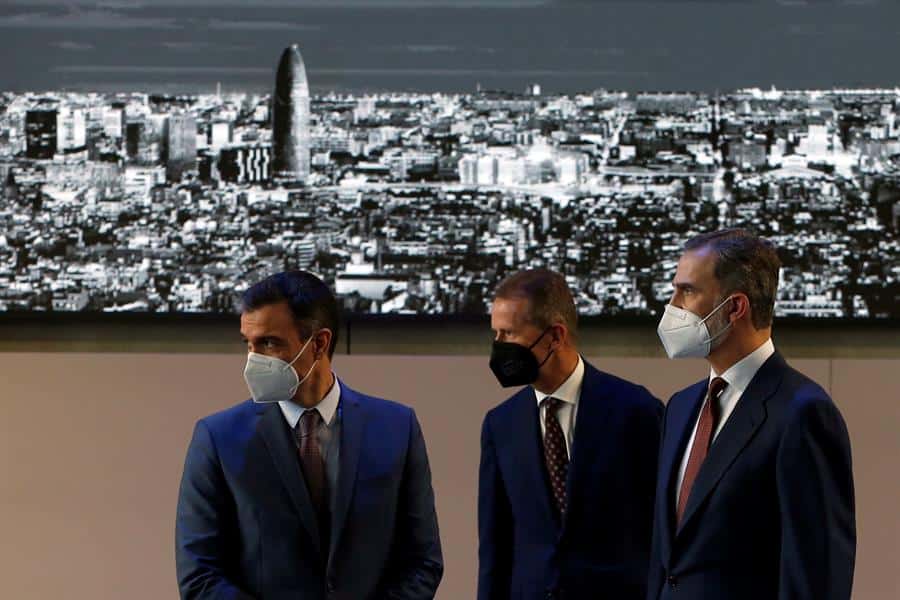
left=479, top=268, right=664, bottom=600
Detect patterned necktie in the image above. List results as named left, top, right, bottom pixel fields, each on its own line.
left=296, top=409, right=327, bottom=518
left=676, top=377, right=728, bottom=527
left=542, top=396, right=569, bottom=518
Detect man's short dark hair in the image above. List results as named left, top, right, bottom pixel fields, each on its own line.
left=684, top=229, right=781, bottom=329
left=241, top=271, right=340, bottom=358
left=494, top=268, right=578, bottom=341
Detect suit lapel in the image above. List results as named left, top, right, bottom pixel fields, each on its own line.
left=657, top=381, right=707, bottom=562
left=258, top=402, right=323, bottom=558
left=676, top=353, right=786, bottom=536
left=328, top=383, right=367, bottom=567
left=562, top=362, right=615, bottom=532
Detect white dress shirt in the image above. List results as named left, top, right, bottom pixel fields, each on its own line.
left=278, top=374, right=342, bottom=503
left=534, top=355, right=585, bottom=459
left=278, top=373, right=341, bottom=432
left=675, top=338, right=775, bottom=508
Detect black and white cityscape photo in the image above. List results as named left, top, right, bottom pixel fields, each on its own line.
left=1, top=1, right=899, bottom=318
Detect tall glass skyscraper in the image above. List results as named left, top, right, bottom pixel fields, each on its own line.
left=272, top=45, right=311, bottom=182
left=164, top=114, right=197, bottom=183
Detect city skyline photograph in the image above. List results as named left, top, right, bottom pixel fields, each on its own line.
left=1, top=0, right=898, bottom=319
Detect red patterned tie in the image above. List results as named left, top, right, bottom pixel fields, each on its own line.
left=542, top=397, right=569, bottom=518
left=296, top=409, right=326, bottom=517
left=676, top=377, right=728, bottom=527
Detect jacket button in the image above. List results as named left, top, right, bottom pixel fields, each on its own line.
left=667, top=575, right=678, bottom=588
left=326, top=580, right=335, bottom=593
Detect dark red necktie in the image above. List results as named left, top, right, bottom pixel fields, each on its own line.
left=542, top=397, right=569, bottom=518
left=676, top=377, right=728, bottom=527
left=296, top=409, right=326, bottom=517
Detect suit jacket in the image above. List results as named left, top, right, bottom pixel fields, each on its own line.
left=478, top=360, right=664, bottom=600
left=175, top=381, right=443, bottom=600
left=647, top=352, right=855, bottom=600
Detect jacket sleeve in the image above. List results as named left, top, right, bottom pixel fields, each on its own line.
left=477, top=413, right=513, bottom=600
left=381, top=409, right=444, bottom=599
left=175, top=420, right=256, bottom=600
left=632, top=390, right=665, bottom=567
left=646, top=395, right=670, bottom=600
left=776, top=394, right=856, bottom=600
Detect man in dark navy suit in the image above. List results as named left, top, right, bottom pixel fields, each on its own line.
left=175, top=271, right=443, bottom=600
left=649, top=229, right=855, bottom=600
left=479, top=268, right=664, bottom=600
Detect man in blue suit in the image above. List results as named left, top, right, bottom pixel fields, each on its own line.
left=176, top=271, right=443, bottom=600
left=479, top=268, right=664, bottom=600
left=649, top=229, right=855, bottom=600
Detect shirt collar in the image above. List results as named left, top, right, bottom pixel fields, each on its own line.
left=278, top=373, right=341, bottom=429
left=534, top=355, right=585, bottom=407
left=711, top=338, right=775, bottom=396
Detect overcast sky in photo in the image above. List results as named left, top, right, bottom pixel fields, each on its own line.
left=2, top=0, right=899, bottom=94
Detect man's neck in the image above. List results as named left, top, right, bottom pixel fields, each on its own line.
left=533, top=349, right=580, bottom=395
left=708, top=330, right=771, bottom=375
left=293, top=367, right=335, bottom=409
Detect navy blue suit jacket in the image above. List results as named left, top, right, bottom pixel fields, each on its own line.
left=647, top=352, right=855, bottom=600
left=478, top=360, right=664, bottom=600
left=175, top=382, right=443, bottom=600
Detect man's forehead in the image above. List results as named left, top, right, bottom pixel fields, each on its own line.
left=491, top=296, right=534, bottom=328
left=240, top=303, right=293, bottom=335
left=678, top=247, right=715, bottom=271
left=675, top=247, right=717, bottom=284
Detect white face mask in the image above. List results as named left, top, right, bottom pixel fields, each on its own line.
left=657, top=296, right=734, bottom=359
left=243, top=335, right=319, bottom=403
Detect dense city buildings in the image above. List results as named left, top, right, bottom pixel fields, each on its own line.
left=0, top=83, right=898, bottom=317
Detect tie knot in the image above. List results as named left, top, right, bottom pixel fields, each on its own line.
left=709, top=377, right=728, bottom=400
left=542, top=396, right=563, bottom=416
left=298, top=408, right=322, bottom=437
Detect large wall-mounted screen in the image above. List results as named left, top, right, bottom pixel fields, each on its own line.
left=1, top=2, right=898, bottom=318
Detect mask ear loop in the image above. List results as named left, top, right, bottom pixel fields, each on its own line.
left=700, top=296, right=736, bottom=344
left=285, top=333, right=320, bottom=397
left=287, top=334, right=315, bottom=367
left=699, top=295, right=735, bottom=326
left=296, top=359, right=319, bottom=387
left=527, top=326, right=551, bottom=350
left=529, top=326, right=556, bottom=368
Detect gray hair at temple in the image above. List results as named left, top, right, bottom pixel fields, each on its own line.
left=684, top=229, right=782, bottom=330
left=494, top=268, right=578, bottom=342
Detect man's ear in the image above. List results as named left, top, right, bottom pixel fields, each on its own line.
left=730, top=293, right=751, bottom=324
left=315, top=328, right=333, bottom=358
left=550, top=323, right=567, bottom=347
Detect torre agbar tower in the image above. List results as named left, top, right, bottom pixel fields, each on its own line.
left=272, top=44, right=310, bottom=182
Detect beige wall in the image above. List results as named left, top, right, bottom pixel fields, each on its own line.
left=1, top=353, right=897, bottom=599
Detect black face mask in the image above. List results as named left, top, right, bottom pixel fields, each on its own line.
left=489, top=327, right=554, bottom=388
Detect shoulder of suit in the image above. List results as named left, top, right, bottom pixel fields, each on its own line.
left=769, top=363, right=835, bottom=413
left=668, top=378, right=708, bottom=407
left=486, top=385, right=533, bottom=421
left=197, top=398, right=258, bottom=432
left=582, top=360, right=663, bottom=412
left=340, top=384, right=415, bottom=419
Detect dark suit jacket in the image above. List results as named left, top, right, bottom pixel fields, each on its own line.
left=478, top=360, right=664, bottom=600
left=175, top=381, right=443, bottom=600
left=647, top=352, right=855, bottom=600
